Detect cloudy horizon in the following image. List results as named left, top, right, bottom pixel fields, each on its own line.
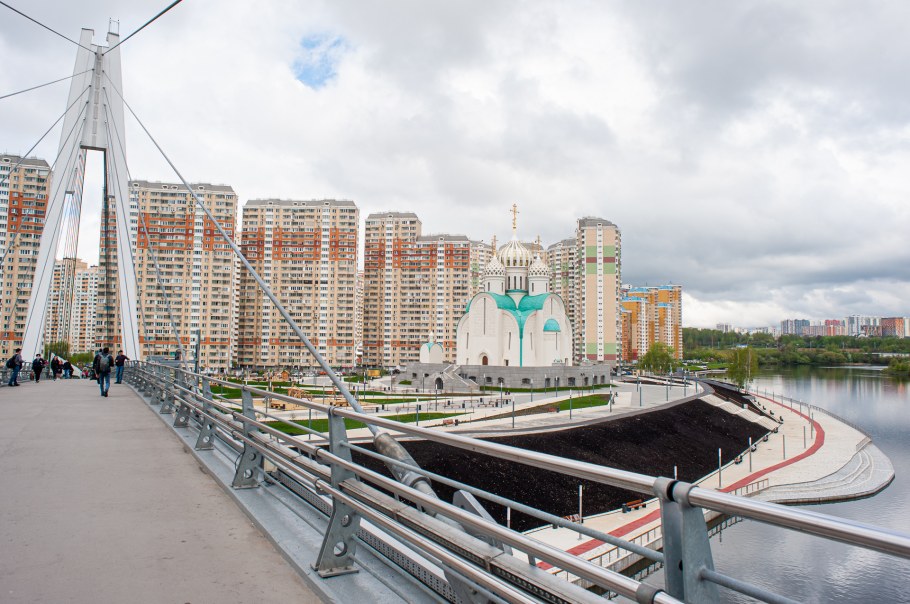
left=2, top=1, right=909, bottom=329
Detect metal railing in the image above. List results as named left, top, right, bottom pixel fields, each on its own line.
left=124, top=361, right=910, bottom=604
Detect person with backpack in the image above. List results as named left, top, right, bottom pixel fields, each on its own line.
left=32, top=354, right=47, bottom=383
left=92, top=349, right=102, bottom=381
left=114, top=350, right=129, bottom=384
left=6, top=348, right=23, bottom=386
left=97, top=347, right=114, bottom=397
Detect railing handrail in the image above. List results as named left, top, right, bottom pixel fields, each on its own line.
left=126, top=360, right=910, bottom=604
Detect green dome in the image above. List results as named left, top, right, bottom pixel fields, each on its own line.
left=543, top=318, right=561, bottom=332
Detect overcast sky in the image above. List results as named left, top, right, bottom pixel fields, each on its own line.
left=2, top=1, right=909, bottom=328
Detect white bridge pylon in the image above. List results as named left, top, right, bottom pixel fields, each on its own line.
left=22, top=27, right=140, bottom=358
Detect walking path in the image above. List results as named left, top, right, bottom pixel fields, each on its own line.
left=524, top=389, right=894, bottom=571
left=0, top=378, right=320, bottom=603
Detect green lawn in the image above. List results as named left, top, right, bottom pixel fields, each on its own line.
left=555, top=393, right=615, bottom=412
left=265, top=411, right=463, bottom=436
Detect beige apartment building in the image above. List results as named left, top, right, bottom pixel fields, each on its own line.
left=0, top=154, right=51, bottom=358
left=131, top=180, right=237, bottom=369
left=70, top=262, right=98, bottom=353
left=363, top=212, right=473, bottom=367
left=44, top=259, right=98, bottom=353
left=621, top=285, right=684, bottom=361
left=237, top=199, right=359, bottom=369
left=547, top=237, right=577, bottom=341
left=469, top=240, right=493, bottom=297
left=575, top=217, right=622, bottom=363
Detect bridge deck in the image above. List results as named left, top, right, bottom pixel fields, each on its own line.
left=0, top=378, right=320, bottom=603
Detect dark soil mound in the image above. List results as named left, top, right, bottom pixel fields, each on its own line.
left=354, top=399, right=768, bottom=531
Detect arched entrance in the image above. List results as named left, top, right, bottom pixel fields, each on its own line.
left=435, top=377, right=444, bottom=391
left=481, top=355, right=488, bottom=366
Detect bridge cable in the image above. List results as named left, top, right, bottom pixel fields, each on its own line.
left=0, top=1, right=94, bottom=52
left=101, top=94, right=189, bottom=369
left=1, top=93, right=89, bottom=345
left=104, top=0, right=185, bottom=55
left=0, top=84, right=92, bottom=269
left=16, top=96, right=94, bottom=349
left=102, top=70, right=381, bottom=428
left=0, top=69, right=94, bottom=102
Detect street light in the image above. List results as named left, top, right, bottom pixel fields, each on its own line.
left=530, top=378, right=533, bottom=402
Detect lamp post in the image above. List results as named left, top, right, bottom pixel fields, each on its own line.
left=569, top=386, right=573, bottom=419
left=530, top=378, right=533, bottom=402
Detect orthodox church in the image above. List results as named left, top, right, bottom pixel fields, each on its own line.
left=456, top=208, right=573, bottom=367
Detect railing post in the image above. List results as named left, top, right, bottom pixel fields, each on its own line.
left=231, top=389, right=262, bottom=489
left=313, top=405, right=361, bottom=577
left=195, top=376, right=216, bottom=450
left=159, top=367, right=176, bottom=414
left=173, top=371, right=192, bottom=428
left=655, top=477, right=719, bottom=602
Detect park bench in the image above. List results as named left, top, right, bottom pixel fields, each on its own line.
left=622, top=499, right=646, bottom=513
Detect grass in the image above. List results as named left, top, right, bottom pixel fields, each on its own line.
left=265, top=412, right=463, bottom=436
left=479, top=384, right=614, bottom=393
left=555, top=393, right=615, bottom=412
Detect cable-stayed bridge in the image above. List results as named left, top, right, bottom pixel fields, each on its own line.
left=1, top=4, right=909, bottom=603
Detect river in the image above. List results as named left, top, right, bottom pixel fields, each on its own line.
left=703, top=367, right=910, bottom=602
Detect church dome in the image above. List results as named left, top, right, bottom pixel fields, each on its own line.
left=528, top=254, right=550, bottom=278
left=498, top=237, right=532, bottom=268
left=483, top=255, right=505, bottom=277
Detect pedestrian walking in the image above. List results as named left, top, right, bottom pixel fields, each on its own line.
left=97, top=347, right=114, bottom=397
left=92, top=349, right=102, bottom=382
left=6, top=347, right=23, bottom=386
left=50, top=357, right=61, bottom=381
left=62, top=360, right=73, bottom=379
left=32, top=354, right=47, bottom=383
left=114, top=350, right=129, bottom=384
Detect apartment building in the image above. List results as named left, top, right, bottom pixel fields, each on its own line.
left=237, top=199, right=358, bottom=369
left=362, top=212, right=472, bottom=367
left=575, top=217, right=622, bottom=363
left=621, top=285, right=684, bottom=361
left=132, top=180, right=237, bottom=369
left=547, top=237, right=577, bottom=340
left=469, top=240, right=493, bottom=298
left=0, top=154, right=51, bottom=358
left=880, top=317, right=909, bottom=338
left=70, top=262, right=98, bottom=353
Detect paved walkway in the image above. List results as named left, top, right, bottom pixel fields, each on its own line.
left=525, top=389, right=891, bottom=567
left=0, top=378, right=319, bottom=603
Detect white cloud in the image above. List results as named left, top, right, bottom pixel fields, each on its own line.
left=2, top=0, right=909, bottom=327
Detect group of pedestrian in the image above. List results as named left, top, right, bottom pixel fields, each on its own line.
left=6, top=347, right=127, bottom=393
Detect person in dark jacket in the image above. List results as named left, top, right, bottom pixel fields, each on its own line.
left=50, top=357, right=61, bottom=381
left=62, top=360, right=73, bottom=379
left=114, top=350, right=129, bottom=384
left=96, top=347, right=114, bottom=397
left=32, top=354, right=47, bottom=383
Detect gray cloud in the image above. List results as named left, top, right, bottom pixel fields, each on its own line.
left=2, top=1, right=909, bottom=327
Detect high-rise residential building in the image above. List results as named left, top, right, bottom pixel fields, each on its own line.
left=621, top=285, right=684, bottom=361
left=881, top=317, right=909, bottom=338
left=575, top=217, right=621, bottom=363
left=469, top=240, right=493, bottom=297
left=716, top=323, right=733, bottom=333
left=44, top=258, right=83, bottom=349
left=354, top=270, right=364, bottom=363
left=780, top=318, right=811, bottom=336
left=0, top=154, right=51, bottom=358
left=132, top=180, right=237, bottom=369
left=363, top=212, right=471, bottom=367
left=547, top=238, right=578, bottom=339
left=70, top=262, right=98, bottom=353
left=846, top=315, right=880, bottom=337
left=238, top=199, right=358, bottom=369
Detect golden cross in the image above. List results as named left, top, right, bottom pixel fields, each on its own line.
left=511, top=203, right=519, bottom=233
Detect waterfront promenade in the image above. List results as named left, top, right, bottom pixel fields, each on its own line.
left=0, top=378, right=319, bottom=603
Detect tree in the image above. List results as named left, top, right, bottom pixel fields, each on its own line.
left=44, top=340, right=70, bottom=359
left=639, top=342, right=676, bottom=374
left=727, top=347, right=758, bottom=388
